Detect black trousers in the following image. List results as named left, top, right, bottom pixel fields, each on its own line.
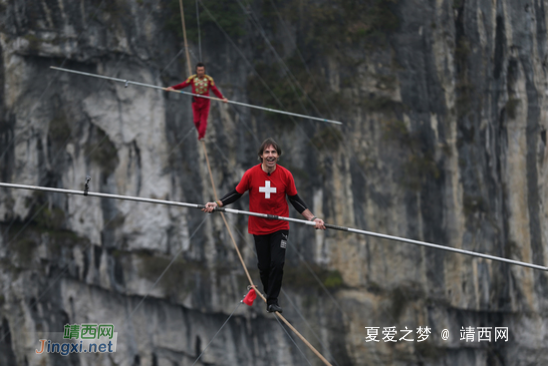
left=253, top=230, right=288, bottom=305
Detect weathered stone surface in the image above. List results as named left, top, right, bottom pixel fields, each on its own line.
left=1, top=0, right=547, bottom=365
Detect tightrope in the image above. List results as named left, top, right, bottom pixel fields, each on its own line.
left=0, top=181, right=545, bottom=271
left=50, top=66, right=343, bottom=125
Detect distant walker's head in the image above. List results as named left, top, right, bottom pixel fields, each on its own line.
left=258, top=138, right=281, bottom=170
left=196, top=62, right=206, bottom=78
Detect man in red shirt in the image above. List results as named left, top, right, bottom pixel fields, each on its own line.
left=203, top=138, right=326, bottom=313
left=166, top=62, right=228, bottom=140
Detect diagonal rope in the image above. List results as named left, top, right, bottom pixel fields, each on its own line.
left=3, top=2, right=199, bottom=253
left=0, top=42, right=198, bottom=338
left=161, top=47, right=187, bottom=75
left=196, top=0, right=202, bottom=61
left=190, top=301, right=242, bottom=366
left=196, top=4, right=423, bottom=340
left=196, top=0, right=341, bottom=155
left=179, top=0, right=193, bottom=77
left=0, top=125, right=196, bottom=343
left=1, top=52, right=168, bottom=254
left=250, top=0, right=393, bottom=206
left=266, top=0, right=336, bottom=118
left=0, top=0, right=125, bottom=246
left=281, top=289, right=341, bottom=366
left=235, top=5, right=427, bottom=349
left=235, top=0, right=319, bottom=120
left=235, top=0, right=351, bottom=163
left=226, top=192, right=396, bottom=366
left=1, top=52, right=130, bottom=253
left=175, top=13, right=317, bottom=364
left=197, top=0, right=305, bottom=118
left=2, top=201, right=48, bottom=249
left=236, top=10, right=428, bottom=345
left=235, top=0, right=351, bottom=160
left=231, top=0, right=353, bottom=164
left=230, top=223, right=341, bottom=366
left=201, top=140, right=256, bottom=287
left=273, top=312, right=314, bottom=366
left=287, top=242, right=350, bottom=321
left=180, top=13, right=413, bottom=364
left=128, top=215, right=208, bottom=318
left=176, top=4, right=333, bottom=363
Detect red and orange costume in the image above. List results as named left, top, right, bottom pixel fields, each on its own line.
left=170, top=74, right=225, bottom=139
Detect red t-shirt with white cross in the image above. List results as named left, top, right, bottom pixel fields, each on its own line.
left=236, top=164, right=298, bottom=235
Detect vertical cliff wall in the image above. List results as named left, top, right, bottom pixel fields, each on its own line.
left=1, top=0, right=547, bottom=365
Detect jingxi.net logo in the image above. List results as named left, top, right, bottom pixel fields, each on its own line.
left=35, top=323, right=118, bottom=356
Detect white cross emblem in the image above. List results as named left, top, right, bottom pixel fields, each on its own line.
left=259, top=181, right=277, bottom=199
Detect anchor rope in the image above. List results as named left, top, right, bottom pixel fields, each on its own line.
left=128, top=215, right=209, bottom=319
left=274, top=314, right=314, bottom=366
left=199, top=143, right=334, bottom=366
left=231, top=224, right=342, bottom=366
left=190, top=301, right=243, bottom=366
left=177, top=4, right=334, bottom=364
left=196, top=0, right=202, bottom=61
left=0, top=126, right=197, bottom=344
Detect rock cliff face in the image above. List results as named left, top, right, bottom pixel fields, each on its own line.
left=1, top=0, right=547, bottom=365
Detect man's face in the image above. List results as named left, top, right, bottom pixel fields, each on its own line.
left=196, top=66, right=205, bottom=78
left=261, top=145, right=278, bottom=168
